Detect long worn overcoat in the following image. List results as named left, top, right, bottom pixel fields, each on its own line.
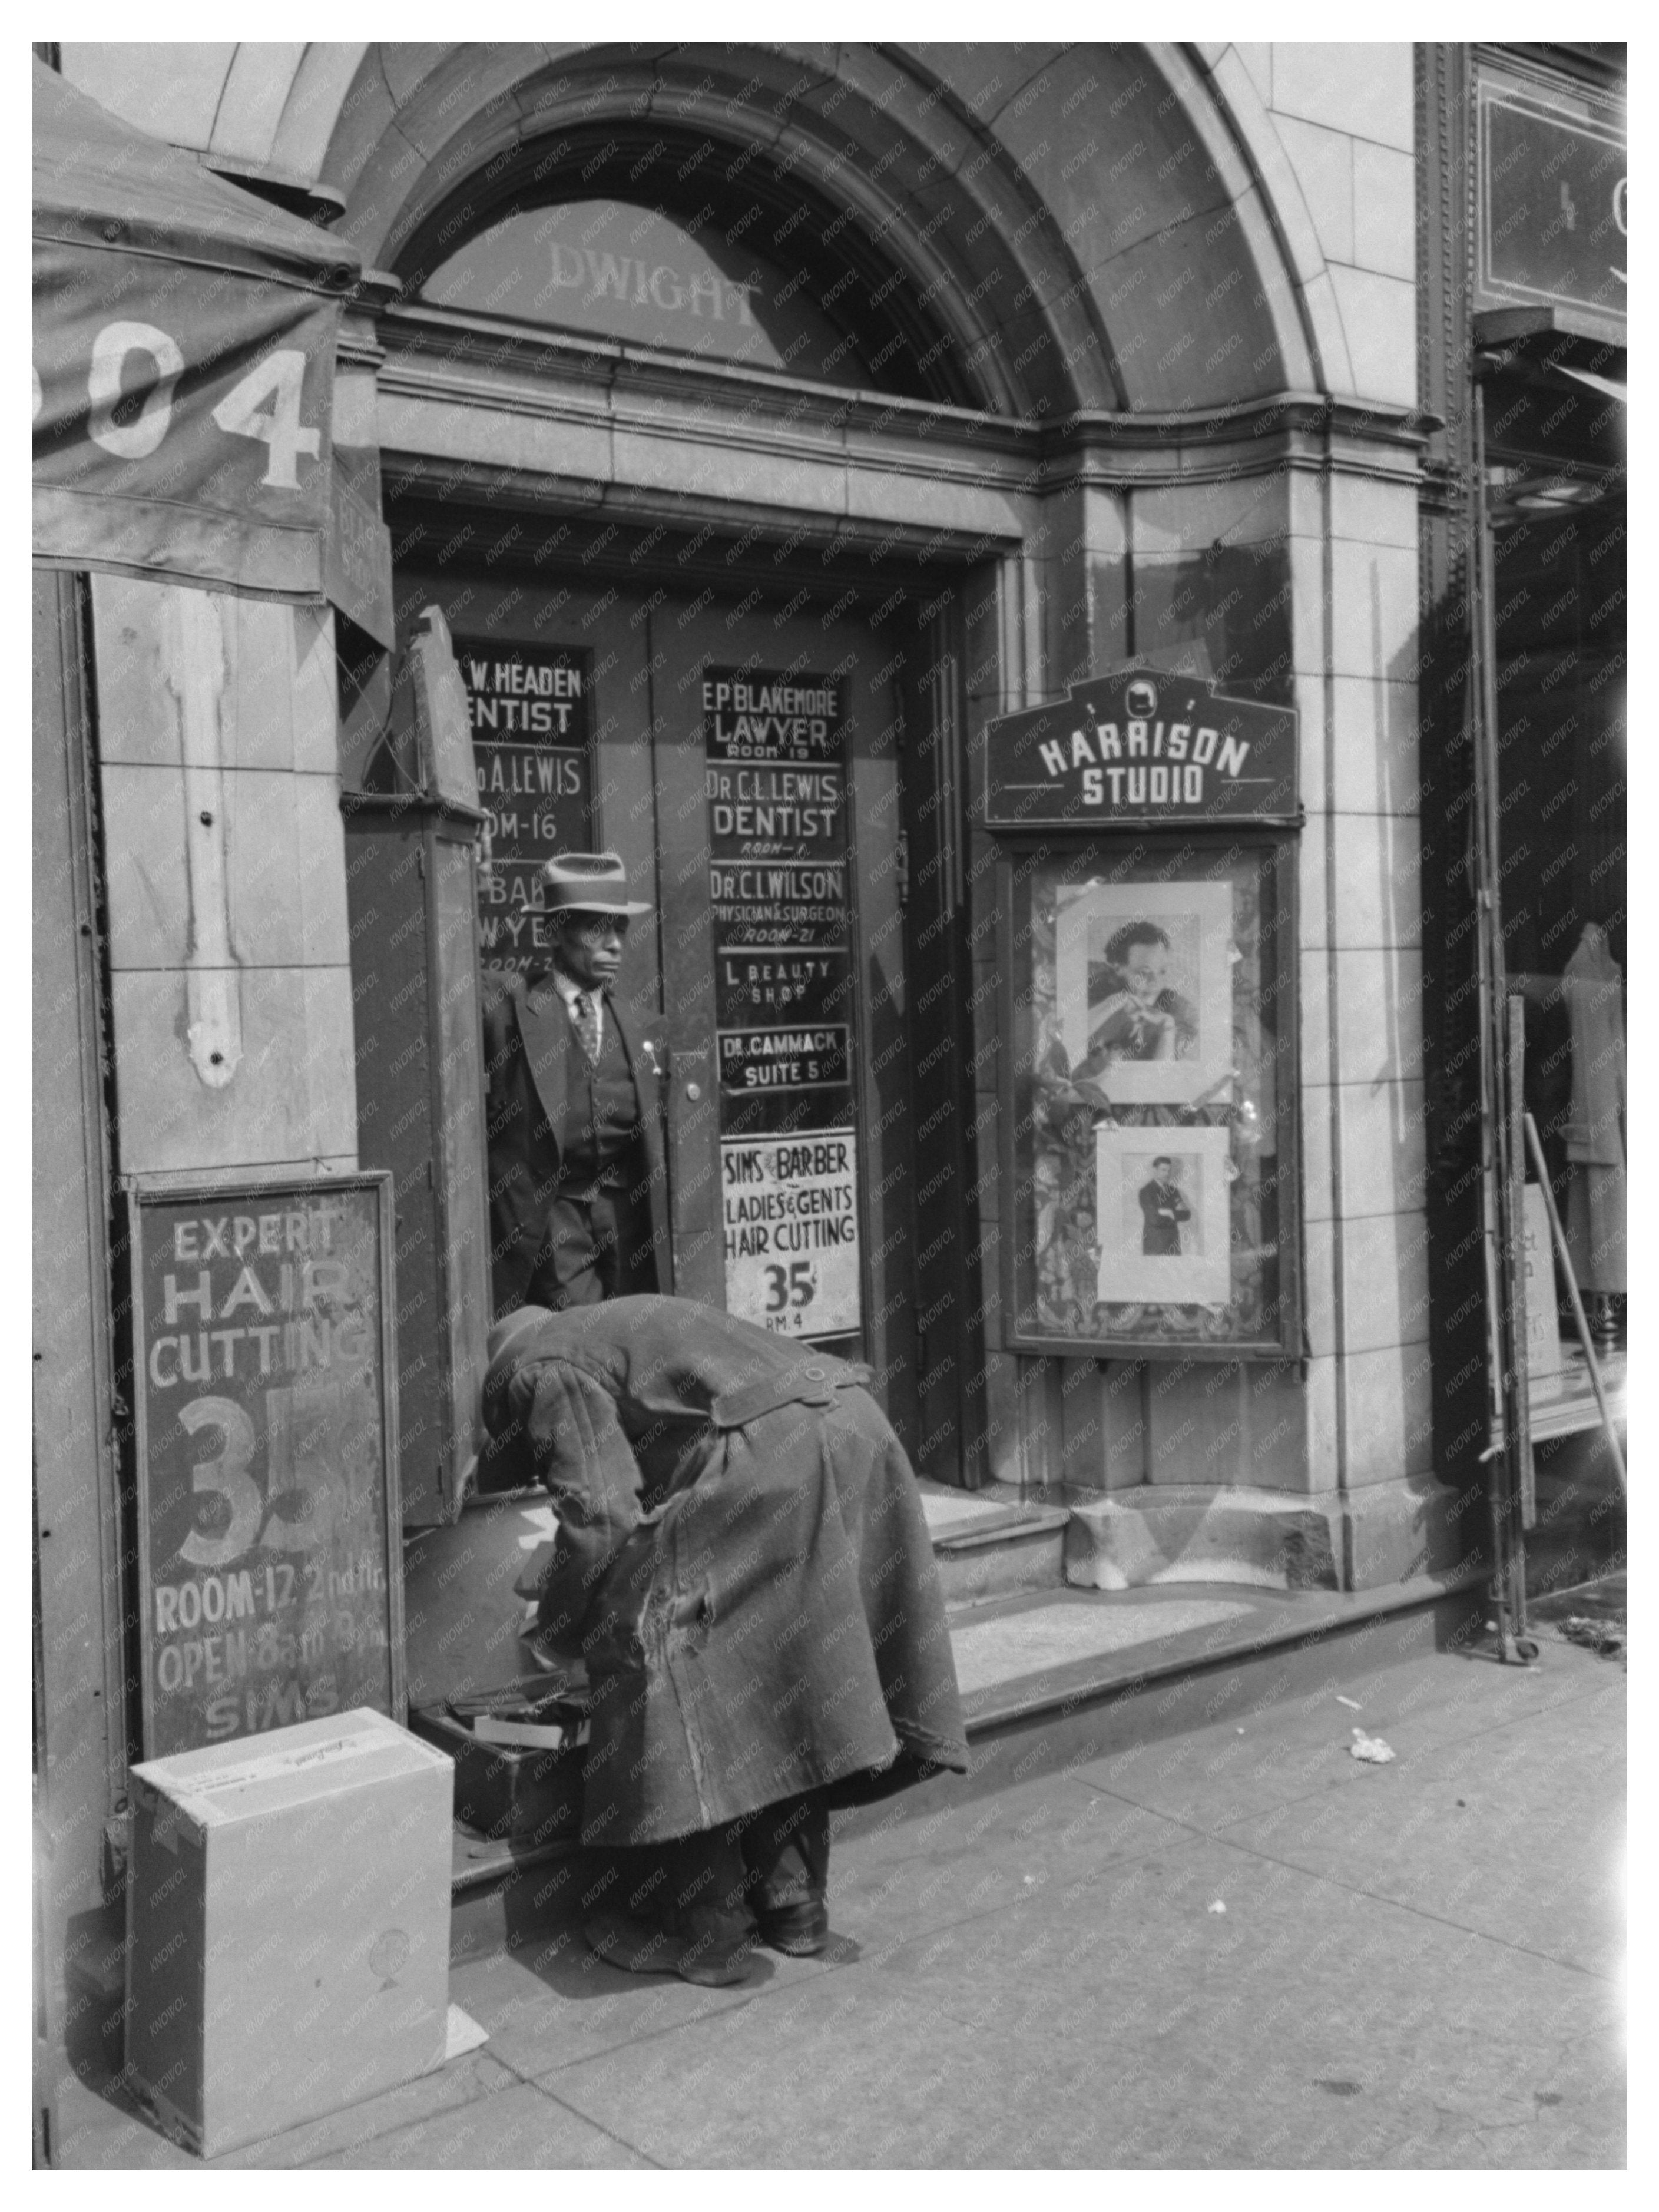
left=480, top=965, right=672, bottom=1310
left=481, top=1297, right=969, bottom=1846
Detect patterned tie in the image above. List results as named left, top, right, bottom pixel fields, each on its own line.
left=572, top=988, right=601, bottom=1066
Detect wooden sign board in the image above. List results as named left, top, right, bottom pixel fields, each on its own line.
left=981, top=667, right=1298, bottom=830
left=128, top=1174, right=403, bottom=1758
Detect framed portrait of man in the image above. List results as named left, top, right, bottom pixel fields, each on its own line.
left=1054, top=879, right=1233, bottom=1107
left=1092, top=1125, right=1232, bottom=1306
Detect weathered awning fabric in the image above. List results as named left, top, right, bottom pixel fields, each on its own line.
left=32, top=59, right=359, bottom=600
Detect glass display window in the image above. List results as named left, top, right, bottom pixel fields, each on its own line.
left=998, top=833, right=1300, bottom=1359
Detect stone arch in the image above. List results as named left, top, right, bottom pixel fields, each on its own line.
left=59, top=43, right=1350, bottom=415
left=319, top=42, right=1336, bottom=419
left=1181, top=43, right=1359, bottom=398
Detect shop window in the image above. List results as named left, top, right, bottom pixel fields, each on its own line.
left=1490, top=496, right=1625, bottom=976
left=1492, top=491, right=1627, bottom=1389
left=1000, top=833, right=1299, bottom=1359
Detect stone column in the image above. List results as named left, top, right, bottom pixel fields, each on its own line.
left=1294, top=446, right=1454, bottom=1585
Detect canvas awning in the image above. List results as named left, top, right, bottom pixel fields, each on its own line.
left=31, top=58, right=360, bottom=601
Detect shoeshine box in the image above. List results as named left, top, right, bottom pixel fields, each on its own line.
left=125, top=1707, right=454, bottom=2157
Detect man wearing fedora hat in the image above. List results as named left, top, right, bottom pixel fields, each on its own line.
left=479, top=851, right=671, bottom=1328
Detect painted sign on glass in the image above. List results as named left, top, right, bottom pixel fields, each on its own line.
left=1478, top=82, right=1628, bottom=324
left=703, top=666, right=861, bottom=1337
left=422, top=200, right=873, bottom=388
left=457, top=638, right=592, bottom=973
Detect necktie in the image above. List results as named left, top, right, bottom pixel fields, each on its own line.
left=572, top=989, right=601, bottom=1066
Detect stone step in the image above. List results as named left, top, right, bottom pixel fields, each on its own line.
left=392, top=1478, right=1488, bottom=1890
left=916, top=1481, right=1069, bottom=1606
left=836, top=1568, right=1485, bottom=1840
left=1060, top=1483, right=1342, bottom=1593
left=433, top=1559, right=1486, bottom=1889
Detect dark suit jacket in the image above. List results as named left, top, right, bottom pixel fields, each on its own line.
left=480, top=965, right=671, bottom=1310
left=1138, top=1177, right=1191, bottom=1256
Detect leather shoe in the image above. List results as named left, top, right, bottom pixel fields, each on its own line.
left=755, top=1897, right=829, bottom=1956
left=672, top=1902, right=760, bottom=1986
left=582, top=1906, right=684, bottom=1976
left=582, top=1902, right=760, bottom=1987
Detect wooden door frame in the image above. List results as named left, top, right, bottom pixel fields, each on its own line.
left=383, top=486, right=996, bottom=1472
left=32, top=568, right=130, bottom=2144
left=896, top=592, right=989, bottom=1484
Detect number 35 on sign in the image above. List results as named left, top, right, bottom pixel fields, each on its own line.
left=720, top=1131, right=862, bottom=1338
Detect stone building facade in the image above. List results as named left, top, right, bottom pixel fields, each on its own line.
left=33, top=40, right=1624, bottom=2120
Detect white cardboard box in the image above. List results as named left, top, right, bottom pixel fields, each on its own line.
left=125, top=1707, right=454, bottom=2158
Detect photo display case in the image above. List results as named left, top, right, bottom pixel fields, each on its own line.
left=998, top=832, right=1301, bottom=1359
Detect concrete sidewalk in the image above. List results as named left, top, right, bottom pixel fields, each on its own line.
left=55, top=1617, right=1626, bottom=2168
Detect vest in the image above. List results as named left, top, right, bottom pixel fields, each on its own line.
left=558, top=1001, right=643, bottom=1198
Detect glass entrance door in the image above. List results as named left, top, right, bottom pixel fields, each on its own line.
left=393, top=545, right=925, bottom=1445
left=643, top=587, right=912, bottom=1395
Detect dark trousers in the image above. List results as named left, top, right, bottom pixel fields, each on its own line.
left=528, top=1183, right=657, bottom=1310
left=734, top=1792, right=832, bottom=1914
left=611, top=1792, right=832, bottom=1928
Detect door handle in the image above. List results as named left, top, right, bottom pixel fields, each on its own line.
left=667, top=1042, right=708, bottom=1103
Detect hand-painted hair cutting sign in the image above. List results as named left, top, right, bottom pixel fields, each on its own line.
left=981, top=668, right=1297, bottom=829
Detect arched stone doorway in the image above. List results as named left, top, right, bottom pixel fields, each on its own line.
left=320, top=42, right=1317, bottom=419
left=322, top=44, right=1360, bottom=1516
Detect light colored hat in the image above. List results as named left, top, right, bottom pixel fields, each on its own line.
left=540, top=850, right=653, bottom=917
